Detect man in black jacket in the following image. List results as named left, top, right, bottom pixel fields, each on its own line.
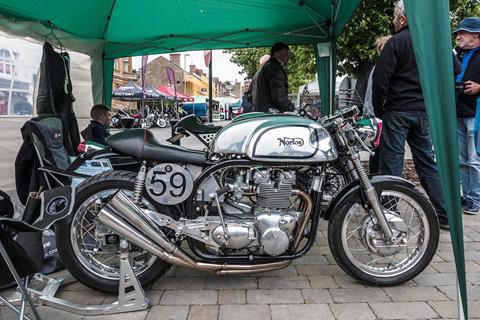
left=372, top=0, right=449, bottom=229
left=453, top=17, right=480, bottom=215
left=252, top=43, right=295, bottom=113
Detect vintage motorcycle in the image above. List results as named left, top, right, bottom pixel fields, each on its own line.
left=56, top=106, right=439, bottom=293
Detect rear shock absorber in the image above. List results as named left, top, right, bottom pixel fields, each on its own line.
left=132, top=161, right=147, bottom=205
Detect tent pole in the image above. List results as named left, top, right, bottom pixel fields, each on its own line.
left=208, top=57, right=213, bottom=123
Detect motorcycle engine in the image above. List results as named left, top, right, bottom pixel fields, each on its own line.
left=212, top=168, right=303, bottom=256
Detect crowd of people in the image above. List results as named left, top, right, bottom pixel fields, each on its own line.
left=240, top=0, right=480, bottom=231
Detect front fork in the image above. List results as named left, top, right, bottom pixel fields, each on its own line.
left=338, top=123, right=399, bottom=243
left=348, top=153, right=397, bottom=241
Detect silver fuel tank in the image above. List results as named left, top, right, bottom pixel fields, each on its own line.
left=211, top=114, right=338, bottom=163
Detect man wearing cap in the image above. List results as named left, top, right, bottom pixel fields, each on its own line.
left=453, top=17, right=480, bottom=215
left=372, top=0, right=449, bottom=229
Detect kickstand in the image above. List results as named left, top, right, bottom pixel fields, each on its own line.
left=28, top=246, right=149, bottom=315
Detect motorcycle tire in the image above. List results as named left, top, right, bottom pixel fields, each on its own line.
left=157, top=118, right=167, bottom=128
left=328, top=182, right=439, bottom=286
left=56, top=171, right=175, bottom=293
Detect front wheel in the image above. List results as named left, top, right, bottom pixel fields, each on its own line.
left=328, top=182, right=439, bottom=286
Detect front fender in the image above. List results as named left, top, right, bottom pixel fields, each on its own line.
left=323, top=175, right=416, bottom=220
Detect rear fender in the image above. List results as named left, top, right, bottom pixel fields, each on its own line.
left=323, top=175, right=416, bottom=220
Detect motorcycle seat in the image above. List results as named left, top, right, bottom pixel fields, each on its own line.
left=175, top=115, right=222, bottom=134
left=106, top=129, right=208, bottom=165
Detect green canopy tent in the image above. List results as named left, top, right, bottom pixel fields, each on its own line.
left=0, top=0, right=467, bottom=318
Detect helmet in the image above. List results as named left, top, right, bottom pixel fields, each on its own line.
left=355, top=117, right=383, bottom=149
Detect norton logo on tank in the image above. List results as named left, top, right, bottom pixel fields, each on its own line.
left=277, top=137, right=304, bottom=147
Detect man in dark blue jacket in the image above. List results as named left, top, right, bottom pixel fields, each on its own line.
left=372, top=0, right=449, bottom=229
left=453, top=17, right=480, bottom=215
left=81, top=104, right=111, bottom=146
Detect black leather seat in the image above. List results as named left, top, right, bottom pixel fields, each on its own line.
left=106, top=129, right=208, bottom=165
left=176, top=115, right=222, bottom=134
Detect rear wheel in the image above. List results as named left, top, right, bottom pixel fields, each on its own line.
left=56, top=171, right=175, bottom=293
left=328, top=182, right=439, bottom=286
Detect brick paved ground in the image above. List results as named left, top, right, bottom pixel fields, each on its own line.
left=0, top=119, right=477, bottom=319
left=1, top=214, right=479, bottom=320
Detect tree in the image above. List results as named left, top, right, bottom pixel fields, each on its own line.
left=226, top=46, right=316, bottom=93
left=227, top=0, right=480, bottom=92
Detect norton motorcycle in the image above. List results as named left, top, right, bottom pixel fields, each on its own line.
left=55, top=106, right=439, bottom=293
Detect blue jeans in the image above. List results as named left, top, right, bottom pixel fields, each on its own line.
left=380, top=110, right=447, bottom=223
left=457, top=117, right=480, bottom=206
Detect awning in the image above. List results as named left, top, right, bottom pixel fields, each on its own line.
left=157, top=86, right=194, bottom=102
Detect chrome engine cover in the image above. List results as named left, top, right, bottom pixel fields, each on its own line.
left=255, top=208, right=303, bottom=256
left=211, top=220, right=256, bottom=249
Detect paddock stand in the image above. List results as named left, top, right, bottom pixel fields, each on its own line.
left=28, top=243, right=149, bottom=316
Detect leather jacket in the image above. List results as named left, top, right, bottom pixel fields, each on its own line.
left=251, top=58, right=294, bottom=112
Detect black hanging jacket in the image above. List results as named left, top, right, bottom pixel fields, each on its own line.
left=36, top=42, right=80, bottom=152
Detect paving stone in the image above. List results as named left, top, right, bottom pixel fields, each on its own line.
left=174, top=267, right=212, bottom=277
left=431, top=261, right=480, bottom=273
left=296, top=265, right=345, bottom=277
left=467, top=272, right=480, bottom=285
left=329, top=303, right=376, bottom=320
left=258, top=277, right=310, bottom=289
left=84, top=310, right=148, bottom=320
left=146, top=305, right=189, bottom=320
left=437, top=285, right=480, bottom=300
left=301, top=289, right=332, bottom=304
left=153, top=277, right=205, bottom=290
left=37, top=306, right=83, bottom=320
left=187, top=305, right=218, bottom=320
left=383, top=286, right=449, bottom=302
left=437, top=250, right=480, bottom=262
left=306, top=245, right=331, bottom=255
left=332, top=275, right=367, bottom=288
left=370, top=301, right=438, bottom=319
left=293, top=255, right=330, bottom=265
left=247, top=289, right=304, bottom=304
left=308, top=275, right=339, bottom=289
left=146, top=290, right=165, bottom=306
left=250, top=265, right=297, bottom=277
left=219, top=305, right=270, bottom=320
left=429, top=300, right=480, bottom=319
left=56, top=290, right=107, bottom=306
left=218, top=290, right=246, bottom=304
left=330, top=288, right=390, bottom=303
left=270, top=304, right=334, bottom=320
left=205, top=277, right=257, bottom=289
left=413, top=272, right=457, bottom=286
left=160, top=290, right=217, bottom=305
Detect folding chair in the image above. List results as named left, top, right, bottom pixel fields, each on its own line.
left=0, top=186, right=74, bottom=320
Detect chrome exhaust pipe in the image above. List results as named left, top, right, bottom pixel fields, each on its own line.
left=96, top=207, right=191, bottom=267
left=106, top=191, right=197, bottom=265
left=97, top=191, right=292, bottom=274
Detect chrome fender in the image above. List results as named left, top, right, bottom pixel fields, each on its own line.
left=323, top=175, right=417, bottom=221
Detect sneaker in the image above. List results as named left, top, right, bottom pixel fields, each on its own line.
left=439, top=222, right=450, bottom=230
left=463, top=201, right=480, bottom=215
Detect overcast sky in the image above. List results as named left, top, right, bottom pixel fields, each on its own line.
left=132, top=50, right=244, bottom=83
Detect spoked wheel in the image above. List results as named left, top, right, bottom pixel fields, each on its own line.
left=56, top=171, right=175, bottom=293
left=110, top=116, right=120, bottom=128
left=328, top=182, right=439, bottom=285
left=157, top=118, right=167, bottom=128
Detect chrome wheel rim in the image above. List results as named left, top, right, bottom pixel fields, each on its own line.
left=341, top=190, right=430, bottom=278
left=71, top=189, right=158, bottom=280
